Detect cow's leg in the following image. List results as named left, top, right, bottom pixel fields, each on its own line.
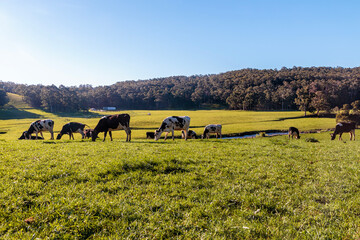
left=80, top=130, right=85, bottom=139
left=164, top=132, right=169, bottom=141
left=220, top=131, right=222, bottom=139
left=109, top=131, right=113, bottom=141
left=172, top=129, right=175, bottom=141
left=128, top=130, right=131, bottom=141
left=184, top=129, right=188, bottom=140
left=103, top=131, right=107, bottom=142
left=350, top=130, right=355, bottom=141
left=49, top=131, right=54, bottom=140
left=339, top=133, right=343, bottom=141
left=69, top=133, right=72, bottom=139
left=125, top=128, right=131, bottom=142
left=354, top=130, right=355, bottom=141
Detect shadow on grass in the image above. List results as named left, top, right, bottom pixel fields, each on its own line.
left=271, top=113, right=335, bottom=122
left=0, top=108, right=41, bottom=120
left=52, top=111, right=104, bottom=118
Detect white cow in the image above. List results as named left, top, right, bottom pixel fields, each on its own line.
left=202, top=124, right=222, bottom=139
left=154, top=116, right=190, bottom=141
left=25, top=119, right=54, bottom=140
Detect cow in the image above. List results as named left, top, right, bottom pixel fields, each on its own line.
left=92, top=114, right=131, bottom=142
left=201, top=124, right=222, bottom=139
left=331, top=122, right=356, bottom=141
left=56, top=122, right=90, bottom=140
left=84, top=129, right=96, bottom=139
left=154, top=116, right=190, bottom=141
left=18, top=131, right=44, bottom=140
left=25, top=119, right=54, bottom=140
left=182, top=130, right=196, bottom=139
left=288, top=127, right=300, bottom=139
left=146, top=132, right=155, bottom=139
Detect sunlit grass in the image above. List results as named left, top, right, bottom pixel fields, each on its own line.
left=1, top=132, right=360, bottom=238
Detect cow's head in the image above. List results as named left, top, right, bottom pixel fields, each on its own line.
left=91, top=130, right=99, bottom=141
left=56, top=133, right=63, bottom=140
left=154, top=129, right=162, bottom=141
left=202, top=128, right=209, bottom=139
left=330, top=133, right=335, bottom=140
left=24, top=131, right=32, bottom=139
left=18, top=131, right=27, bottom=140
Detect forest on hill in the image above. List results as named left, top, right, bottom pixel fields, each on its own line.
left=1, top=66, right=360, bottom=114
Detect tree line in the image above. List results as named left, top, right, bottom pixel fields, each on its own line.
left=1, top=66, right=360, bottom=114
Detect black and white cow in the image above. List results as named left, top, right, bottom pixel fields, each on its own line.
left=182, top=130, right=196, bottom=139
left=25, top=119, right=54, bottom=140
left=92, top=114, right=131, bottom=142
left=154, top=116, right=190, bottom=141
left=56, top=122, right=89, bottom=140
left=18, top=131, right=44, bottom=140
left=288, top=127, right=300, bottom=139
left=331, top=122, right=356, bottom=141
left=146, top=132, right=155, bottom=139
left=202, top=124, right=222, bottom=139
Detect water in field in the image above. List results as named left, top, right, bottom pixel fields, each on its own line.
left=223, top=132, right=287, bottom=139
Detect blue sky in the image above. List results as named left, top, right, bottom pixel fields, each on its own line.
left=0, top=0, right=359, bottom=86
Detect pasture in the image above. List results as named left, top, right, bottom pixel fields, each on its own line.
left=0, top=94, right=336, bottom=141
left=1, top=94, right=360, bottom=238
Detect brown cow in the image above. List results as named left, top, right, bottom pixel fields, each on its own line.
left=331, top=122, right=356, bottom=140
left=288, top=127, right=300, bottom=139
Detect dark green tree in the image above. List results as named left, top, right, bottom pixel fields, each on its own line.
left=0, top=89, right=9, bottom=107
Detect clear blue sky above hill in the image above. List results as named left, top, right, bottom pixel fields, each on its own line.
left=0, top=0, right=359, bottom=86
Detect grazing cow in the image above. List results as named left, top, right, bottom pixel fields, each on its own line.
left=202, top=124, right=222, bottom=139
left=154, top=116, right=190, bottom=141
left=146, top=132, right=155, bottom=139
left=182, top=130, right=196, bottom=139
left=25, top=119, right=54, bottom=140
left=288, top=127, right=300, bottom=139
left=84, top=129, right=97, bottom=139
left=331, top=122, right=356, bottom=140
left=56, top=122, right=90, bottom=140
left=18, top=131, right=44, bottom=140
left=92, top=114, right=131, bottom=142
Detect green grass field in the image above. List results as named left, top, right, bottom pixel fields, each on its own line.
left=1, top=93, right=360, bottom=239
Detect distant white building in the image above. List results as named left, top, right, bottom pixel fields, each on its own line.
left=103, top=107, right=116, bottom=111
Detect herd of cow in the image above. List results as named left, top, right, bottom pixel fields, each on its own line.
left=17, top=114, right=357, bottom=141
left=18, top=114, right=222, bottom=141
